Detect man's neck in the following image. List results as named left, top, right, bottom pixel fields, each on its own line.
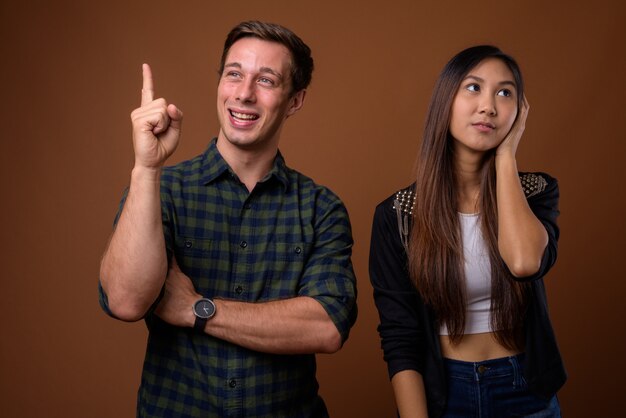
left=215, top=137, right=278, bottom=192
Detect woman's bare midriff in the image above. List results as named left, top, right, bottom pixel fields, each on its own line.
left=440, top=332, right=521, bottom=362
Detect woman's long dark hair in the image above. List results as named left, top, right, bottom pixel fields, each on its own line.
left=409, top=45, right=527, bottom=349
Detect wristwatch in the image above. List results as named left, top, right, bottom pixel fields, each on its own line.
left=192, top=298, right=216, bottom=332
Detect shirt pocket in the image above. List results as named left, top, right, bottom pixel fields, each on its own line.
left=172, top=236, right=219, bottom=294
left=258, top=241, right=311, bottom=300
left=174, top=236, right=214, bottom=257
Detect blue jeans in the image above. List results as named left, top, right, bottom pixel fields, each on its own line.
left=442, top=354, right=561, bottom=417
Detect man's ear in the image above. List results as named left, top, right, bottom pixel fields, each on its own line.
left=286, top=89, right=306, bottom=117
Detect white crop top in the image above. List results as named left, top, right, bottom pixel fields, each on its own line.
left=439, top=213, right=493, bottom=335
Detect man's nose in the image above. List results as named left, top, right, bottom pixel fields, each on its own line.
left=236, top=79, right=256, bottom=103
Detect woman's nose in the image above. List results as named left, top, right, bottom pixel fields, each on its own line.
left=479, top=96, right=496, bottom=116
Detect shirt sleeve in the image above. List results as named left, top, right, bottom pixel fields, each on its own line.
left=97, top=189, right=129, bottom=319
left=369, top=196, right=425, bottom=379
left=514, top=172, right=560, bottom=282
left=97, top=187, right=167, bottom=320
left=296, top=188, right=357, bottom=344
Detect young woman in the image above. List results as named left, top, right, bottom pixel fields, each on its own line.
left=369, top=46, right=566, bottom=417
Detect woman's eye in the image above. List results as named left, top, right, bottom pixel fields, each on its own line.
left=466, top=83, right=480, bottom=92
left=497, top=89, right=512, bottom=97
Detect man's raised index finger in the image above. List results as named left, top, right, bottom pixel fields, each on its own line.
left=141, top=63, right=154, bottom=106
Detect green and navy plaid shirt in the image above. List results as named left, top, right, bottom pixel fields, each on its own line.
left=99, top=139, right=357, bottom=417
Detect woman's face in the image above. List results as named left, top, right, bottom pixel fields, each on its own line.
left=449, top=58, right=518, bottom=154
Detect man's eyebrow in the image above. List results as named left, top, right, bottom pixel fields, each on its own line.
left=223, top=63, right=284, bottom=80
left=259, top=67, right=284, bottom=80
left=463, top=74, right=516, bottom=87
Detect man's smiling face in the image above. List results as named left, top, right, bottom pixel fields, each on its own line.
left=216, top=37, right=305, bottom=153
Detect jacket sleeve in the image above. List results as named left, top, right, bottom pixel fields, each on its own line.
left=369, top=197, right=425, bottom=379
left=514, top=172, right=560, bottom=282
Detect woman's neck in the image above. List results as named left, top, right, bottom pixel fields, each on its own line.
left=454, top=149, right=488, bottom=214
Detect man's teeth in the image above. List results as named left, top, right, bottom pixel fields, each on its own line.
left=231, top=111, right=258, bottom=120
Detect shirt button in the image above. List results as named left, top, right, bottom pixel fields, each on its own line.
left=244, top=203, right=252, bottom=209
left=240, top=241, right=247, bottom=248
left=235, top=285, right=243, bottom=295
left=228, top=379, right=237, bottom=388
left=184, top=240, right=193, bottom=248
left=295, top=246, right=302, bottom=254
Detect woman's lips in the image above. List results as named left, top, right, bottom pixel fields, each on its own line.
left=472, top=122, right=495, bottom=132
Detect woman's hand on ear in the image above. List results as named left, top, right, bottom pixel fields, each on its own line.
left=497, top=96, right=529, bottom=157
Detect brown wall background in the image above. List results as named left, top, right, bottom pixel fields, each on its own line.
left=1, top=0, right=624, bottom=416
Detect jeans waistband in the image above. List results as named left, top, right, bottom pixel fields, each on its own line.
left=444, top=353, right=525, bottom=384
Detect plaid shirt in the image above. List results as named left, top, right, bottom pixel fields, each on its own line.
left=99, top=139, right=357, bottom=417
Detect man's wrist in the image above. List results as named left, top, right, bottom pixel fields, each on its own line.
left=192, top=298, right=216, bottom=332
left=131, top=165, right=162, bottom=183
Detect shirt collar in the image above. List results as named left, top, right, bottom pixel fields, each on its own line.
left=263, top=150, right=290, bottom=191
left=200, top=139, right=290, bottom=191
left=200, top=139, right=231, bottom=185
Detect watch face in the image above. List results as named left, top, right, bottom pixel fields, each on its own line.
left=193, top=299, right=215, bottom=319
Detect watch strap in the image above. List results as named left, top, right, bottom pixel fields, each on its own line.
left=194, top=315, right=208, bottom=333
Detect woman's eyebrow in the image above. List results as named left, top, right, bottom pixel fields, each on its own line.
left=463, top=74, right=516, bottom=88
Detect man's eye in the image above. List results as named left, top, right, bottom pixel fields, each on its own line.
left=226, top=71, right=241, bottom=78
left=258, top=77, right=274, bottom=85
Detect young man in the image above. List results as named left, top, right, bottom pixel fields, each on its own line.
left=99, top=21, right=357, bottom=417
